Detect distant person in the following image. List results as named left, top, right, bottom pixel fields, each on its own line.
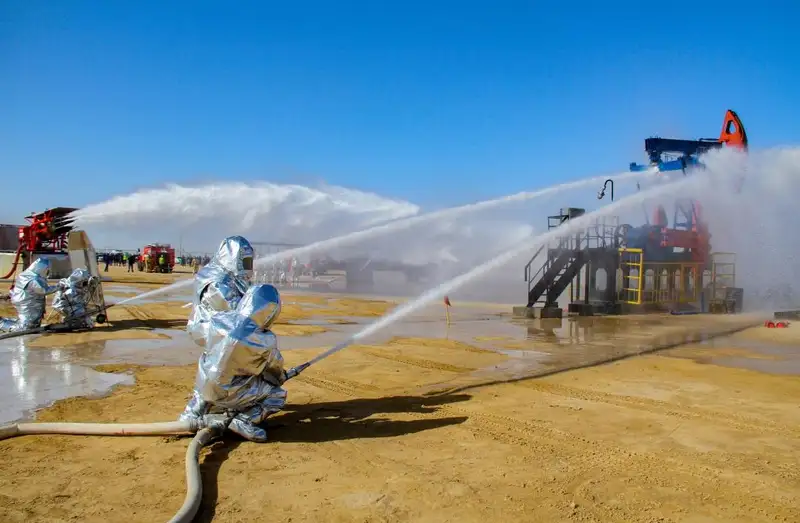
left=103, top=253, right=110, bottom=272
left=127, top=254, right=136, bottom=273
left=192, top=257, right=199, bottom=275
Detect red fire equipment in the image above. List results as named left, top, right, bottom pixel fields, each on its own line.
left=2, top=207, right=78, bottom=280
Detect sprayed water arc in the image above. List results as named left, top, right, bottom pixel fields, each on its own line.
left=288, top=166, right=736, bottom=374
left=106, top=170, right=648, bottom=307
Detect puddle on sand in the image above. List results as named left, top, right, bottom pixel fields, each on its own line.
left=0, top=309, right=763, bottom=424
left=0, top=337, right=135, bottom=425
left=0, top=325, right=357, bottom=424
left=416, top=316, right=764, bottom=391
left=666, top=335, right=800, bottom=375
left=63, top=329, right=203, bottom=366
left=0, top=329, right=202, bottom=424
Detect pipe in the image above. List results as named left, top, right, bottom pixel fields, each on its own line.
left=597, top=179, right=615, bottom=202
left=0, top=246, right=23, bottom=280
left=0, top=418, right=219, bottom=523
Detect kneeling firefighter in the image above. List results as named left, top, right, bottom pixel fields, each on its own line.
left=180, top=284, right=287, bottom=442
left=0, top=258, right=58, bottom=332
left=51, top=268, right=101, bottom=329
left=186, top=235, right=255, bottom=345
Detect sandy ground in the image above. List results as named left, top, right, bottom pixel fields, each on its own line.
left=0, top=266, right=799, bottom=522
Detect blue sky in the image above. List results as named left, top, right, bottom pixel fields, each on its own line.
left=1, top=1, right=797, bottom=221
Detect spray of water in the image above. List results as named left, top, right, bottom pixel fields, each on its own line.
left=302, top=172, right=701, bottom=366
left=108, top=170, right=645, bottom=306
left=252, top=170, right=643, bottom=269
left=72, top=181, right=420, bottom=234
left=111, top=283, right=192, bottom=307
left=300, top=145, right=800, bottom=367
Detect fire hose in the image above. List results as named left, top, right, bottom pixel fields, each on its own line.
left=0, top=279, right=362, bottom=519
left=0, top=339, right=350, bottom=522
left=0, top=413, right=237, bottom=523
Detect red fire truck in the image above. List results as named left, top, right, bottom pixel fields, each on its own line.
left=138, top=243, right=175, bottom=273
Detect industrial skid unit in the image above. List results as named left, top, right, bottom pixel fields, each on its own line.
left=514, top=110, right=747, bottom=318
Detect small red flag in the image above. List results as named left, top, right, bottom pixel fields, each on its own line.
left=444, top=296, right=451, bottom=307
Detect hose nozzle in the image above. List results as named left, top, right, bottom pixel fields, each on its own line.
left=284, top=362, right=309, bottom=381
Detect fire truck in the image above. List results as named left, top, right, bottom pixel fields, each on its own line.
left=138, top=243, right=176, bottom=273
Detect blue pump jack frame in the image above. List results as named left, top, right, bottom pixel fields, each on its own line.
left=630, top=137, right=721, bottom=174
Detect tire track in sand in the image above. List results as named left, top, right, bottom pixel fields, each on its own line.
left=294, top=368, right=799, bottom=520
left=522, top=381, right=800, bottom=438
left=296, top=370, right=616, bottom=469
left=444, top=400, right=798, bottom=520
left=290, top=369, right=473, bottom=506
left=356, top=348, right=476, bottom=374
left=295, top=373, right=781, bottom=521
left=119, top=305, right=159, bottom=328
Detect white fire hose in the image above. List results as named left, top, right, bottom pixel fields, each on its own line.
left=0, top=415, right=233, bottom=523
left=0, top=350, right=344, bottom=522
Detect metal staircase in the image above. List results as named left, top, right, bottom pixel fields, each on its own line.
left=525, top=245, right=589, bottom=308
left=523, top=208, right=586, bottom=308
left=522, top=208, right=622, bottom=311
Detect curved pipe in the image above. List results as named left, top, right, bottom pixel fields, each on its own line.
left=0, top=419, right=218, bottom=523
left=1, top=246, right=23, bottom=280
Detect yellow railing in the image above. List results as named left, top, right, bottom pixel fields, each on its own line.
left=619, top=248, right=643, bottom=304
left=710, top=252, right=736, bottom=301
left=615, top=250, right=736, bottom=309
left=640, top=262, right=703, bottom=304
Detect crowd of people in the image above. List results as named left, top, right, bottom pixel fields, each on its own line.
left=96, top=250, right=213, bottom=274
left=252, top=256, right=309, bottom=287
left=96, top=247, right=317, bottom=288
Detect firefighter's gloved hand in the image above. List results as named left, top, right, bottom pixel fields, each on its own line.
left=278, top=369, right=289, bottom=385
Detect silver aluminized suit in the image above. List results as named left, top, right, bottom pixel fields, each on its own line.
left=52, top=268, right=100, bottom=329
left=186, top=236, right=255, bottom=346
left=179, top=284, right=287, bottom=442
left=0, top=258, right=58, bottom=332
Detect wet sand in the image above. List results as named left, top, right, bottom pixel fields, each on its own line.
left=1, top=266, right=799, bottom=522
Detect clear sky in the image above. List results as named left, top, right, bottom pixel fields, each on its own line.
left=1, top=1, right=797, bottom=222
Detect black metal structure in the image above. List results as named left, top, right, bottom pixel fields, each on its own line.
left=523, top=208, right=623, bottom=316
